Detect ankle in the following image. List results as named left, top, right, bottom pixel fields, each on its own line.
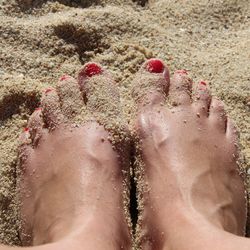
left=168, top=205, right=228, bottom=234
left=32, top=216, right=80, bottom=245
left=160, top=209, right=228, bottom=250
left=161, top=212, right=248, bottom=250
left=185, top=203, right=242, bottom=235
left=33, top=213, right=131, bottom=249
left=161, top=195, right=241, bottom=235
left=142, top=205, right=227, bottom=250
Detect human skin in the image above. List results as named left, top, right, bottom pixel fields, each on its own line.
left=9, top=63, right=132, bottom=250
left=132, top=59, right=250, bottom=250
left=0, top=60, right=250, bottom=250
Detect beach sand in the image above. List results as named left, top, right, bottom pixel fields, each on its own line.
left=0, top=0, right=249, bottom=245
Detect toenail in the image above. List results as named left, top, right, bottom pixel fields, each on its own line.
left=59, top=75, right=71, bottom=81
left=44, top=88, right=54, bottom=94
left=176, top=69, right=188, bottom=75
left=146, top=59, right=165, bottom=73
left=81, top=63, right=103, bottom=77
left=24, top=127, right=29, bottom=132
left=198, top=81, right=208, bottom=91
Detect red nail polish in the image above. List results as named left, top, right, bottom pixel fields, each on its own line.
left=200, top=81, right=207, bottom=86
left=146, top=59, right=165, bottom=73
left=24, top=127, right=29, bottom=132
left=82, top=63, right=103, bottom=77
left=176, top=69, right=188, bottom=75
left=59, top=75, right=71, bottom=81
left=44, top=88, right=53, bottom=94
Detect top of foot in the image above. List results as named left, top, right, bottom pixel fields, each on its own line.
left=18, top=63, right=132, bottom=249
left=131, top=59, right=247, bottom=249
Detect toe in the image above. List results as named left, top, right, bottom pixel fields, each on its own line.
left=226, top=118, right=239, bottom=142
left=132, top=58, right=170, bottom=109
left=209, top=98, right=227, bottom=132
left=56, top=75, right=85, bottom=119
left=193, top=81, right=212, bottom=116
left=41, top=88, right=64, bottom=130
left=78, top=62, right=121, bottom=122
left=78, top=62, right=103, bottom=92
left=169, top=70, right=192, bottom=106
left=18, top=128, right=33, bottom=171
left=27, top=107, right=45, bottom=146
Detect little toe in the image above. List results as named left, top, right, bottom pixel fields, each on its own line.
left=209, top=98, right=227, bottom=132
left=193, top=80, right=212, bottom=116
left=78, top=62, right=121, bottom=122
left=18, top=128, right=33, bottom=170
left=27, top=107, right=45, bottom=146
left=56, top=75, right=85, bottom=119
left=41, top=88, right=64, bottom=130
left=19, top=128, right=31, bottom=147
left=226, top=118, right=239, bottom=142
left=168, top=70, right=192, bottom=106
left=132, top=58, right=170, bottom=110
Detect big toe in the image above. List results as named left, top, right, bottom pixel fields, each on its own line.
left=78, top=62, right=125, bottom=132
left=132, top=58, right=170, bottom=110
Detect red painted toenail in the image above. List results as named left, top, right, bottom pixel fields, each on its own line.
left=176, top=69, right=188, bottom=75
left=44, top=88, right=53, bottom=94
left=24, top=127, right=29, bottom=132
left=59, top=75, right=71, bottom=81
left=82, top=63, right=103, bottom=77
left=146, top=59, right=165, bottom=73
left=200, top=81, right=207, bottom=86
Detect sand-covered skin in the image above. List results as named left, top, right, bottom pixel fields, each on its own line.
left=0, top=0, right=249, bottom=246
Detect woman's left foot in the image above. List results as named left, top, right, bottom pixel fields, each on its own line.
left=18, top=63, right=132, bottom=249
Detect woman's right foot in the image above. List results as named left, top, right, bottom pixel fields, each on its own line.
left=132, top=59, right=247, bottom=250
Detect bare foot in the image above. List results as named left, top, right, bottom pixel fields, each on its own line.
left=132, top=59, right=247, bottom=250
left=18, top=63, right=132, bottom=249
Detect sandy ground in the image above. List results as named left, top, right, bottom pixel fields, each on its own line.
left=0, top=0, right=249, bottom=245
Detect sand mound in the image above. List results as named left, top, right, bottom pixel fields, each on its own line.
left=0, top=0, right=249, bottom=245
